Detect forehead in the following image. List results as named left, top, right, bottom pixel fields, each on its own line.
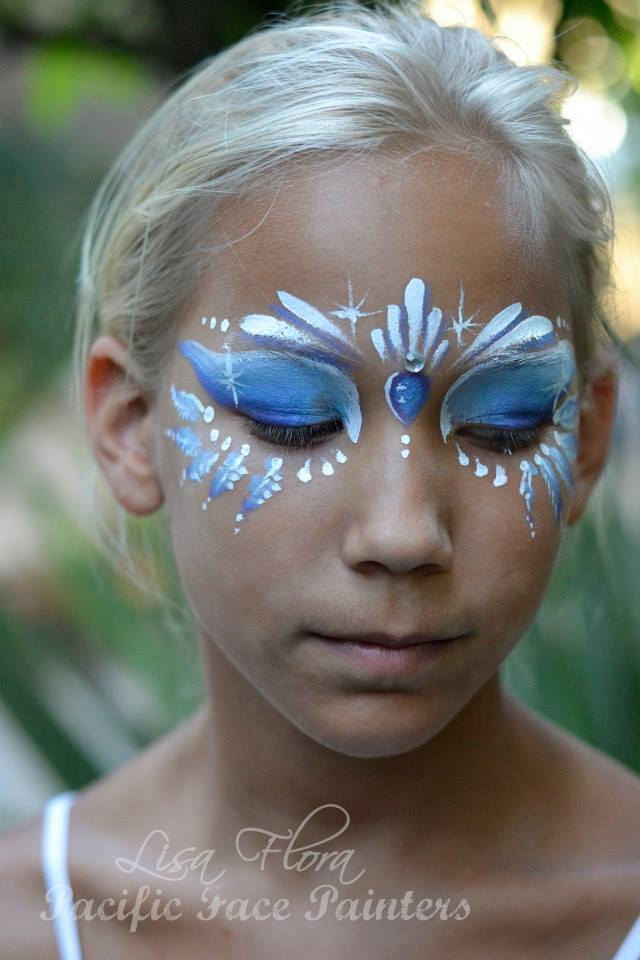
left=189, top=150, right=567, bottom=331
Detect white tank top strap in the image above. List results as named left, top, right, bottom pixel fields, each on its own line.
left=40, top=790, right=84, bottom=960
left=610, top=913, right=640, bottom=960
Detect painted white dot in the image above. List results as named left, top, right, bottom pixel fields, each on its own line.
left=401, top=449, right=410, bottom=459
left=201, top=316, right=208, bottom=326
left=221, top=436, right=232, bottom=451
left=235, top=513, right=244, bottom=522
left=241, top=443, right=251, bottom=456
left=233, top=528, right=240, bottom=535
left=400, top=434, right=410, bottom=444
left=321, top=459, right=334, bottom=476
left=493, top=464, right=508, bottom=487
left=474, top=458, right=489, bottom=478
left=221, top=318, right=230, bottom=332
left=202, top=501, right=208, bottom=510
left=456, top=443, right=470, bottom=467
left=297, top=458, right=312, bottom=483
left=210, top=428, right=219, bottom=443
left=209, top=317, right=217, bottom=329
left=203, top=406, right=214, bottom=423
left=334, top=449, right=348, bottom=464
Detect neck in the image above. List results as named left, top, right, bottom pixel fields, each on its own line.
left=176, top=633, right=555, bottom=890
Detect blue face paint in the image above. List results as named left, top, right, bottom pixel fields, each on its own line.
left=440, top=340, right=576, bottom=440
left=441, top=336, right=578, bottom=538
left=242, top=456, right=284, bottom=513
left=370, top=277, right=449, bottom=425
left=165, top=279, right=579, bottom=541
left=178, top=340, right=362, bottom=443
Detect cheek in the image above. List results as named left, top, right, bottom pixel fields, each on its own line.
left=449, top=458, right=562, bottom=639
left=161, top=407, right=346, bottom=637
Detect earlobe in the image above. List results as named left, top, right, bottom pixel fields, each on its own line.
left=566, top=360, right=618, bottom=526
left=85, top=335, right=164, bottom=517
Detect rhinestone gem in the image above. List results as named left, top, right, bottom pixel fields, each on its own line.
left=403, top=351, right=425, bottom=373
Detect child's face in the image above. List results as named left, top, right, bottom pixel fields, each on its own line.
left=154, top=152, right=583, bottom=756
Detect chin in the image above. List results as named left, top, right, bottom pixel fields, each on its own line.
left=297, top=701, right=454, bottom=759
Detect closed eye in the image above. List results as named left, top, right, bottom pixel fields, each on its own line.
left=178, top=341, right=362, bottom=446
left=456, top=423, right=544, bottom=455
left=242, top=416, right=344, bottom=450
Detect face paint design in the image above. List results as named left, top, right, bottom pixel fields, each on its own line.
left=450, top=284, right=479, bottom=346
left=440, top=341, right=576, bottom=441
left=328, top=276, right=382, bottom=339
left=516, top=385, right=579, bottom=535
left=207, top=444, right=251, bottom=501
left=238, top=287, right=364, bottom=366
left=370, top=278, right=449, bottom=425
left=440, top=307, right=578, bottom=536
left=178, top=340, right=363, bottom=443
left=165, top=277, right=579, bottom=537
left=234, top=455, right=284, bottom=533
left=494, top=464, right=508, bottom=487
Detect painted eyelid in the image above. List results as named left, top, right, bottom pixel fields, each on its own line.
left=457, top=414, right=549, bottom=430
left=178, top=340, right=363, bottom=443
left=440, top=340, right=576, bottom=442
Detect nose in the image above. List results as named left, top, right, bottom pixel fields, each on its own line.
left=340, top=429, right=453, bottom=576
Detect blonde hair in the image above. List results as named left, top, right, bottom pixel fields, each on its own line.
left=72, top=0, right=615, bottom=600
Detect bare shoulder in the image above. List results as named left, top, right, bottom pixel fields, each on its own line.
left=514, top=696, right=640, bottom=857
left=519, top=704, right=640, bottom=954
left=556, top=718, right=640, bottom=858
left=0, top=713, right=210, bottom=960
left=0, top=809, right=60, bottom=960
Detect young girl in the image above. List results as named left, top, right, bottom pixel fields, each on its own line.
left=2, top=2, right=639, bottom=957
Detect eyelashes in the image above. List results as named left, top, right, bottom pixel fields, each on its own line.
left=455, top=423, right=545, bottom=455
left=243, top=416, right=344, bottom=450
left=242, top=415, right=544, bottom=455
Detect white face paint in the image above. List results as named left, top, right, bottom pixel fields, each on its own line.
left=165, top=276, right=578, bottom=537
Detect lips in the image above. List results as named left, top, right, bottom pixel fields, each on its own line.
left=313, top=632, right=461, bottom=649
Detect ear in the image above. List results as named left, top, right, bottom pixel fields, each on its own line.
left=85, top=335, right=164, bottom=516
left=566, top=355, right=618, bottom=526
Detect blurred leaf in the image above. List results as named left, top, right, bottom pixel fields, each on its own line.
left=0, top=128, right=101, bottom=432
left=24, top=40, right=154, bottom=133
left=628, top=33, right=640, bottom=94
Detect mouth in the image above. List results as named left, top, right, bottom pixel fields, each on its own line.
left=308, top=631, right=469, bottom=676
left=315, top=631, right=463, bottom=648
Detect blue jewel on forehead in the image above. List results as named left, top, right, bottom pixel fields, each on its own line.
left=387, top=353, right=431, bottom=424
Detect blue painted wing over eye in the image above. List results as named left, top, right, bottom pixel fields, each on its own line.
left=178, top=340, right=363, bottom=443
left=440, top=339, right=576, bottom=440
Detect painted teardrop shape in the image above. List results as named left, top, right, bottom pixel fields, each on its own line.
left=384, top=371, right=431, bottom=424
